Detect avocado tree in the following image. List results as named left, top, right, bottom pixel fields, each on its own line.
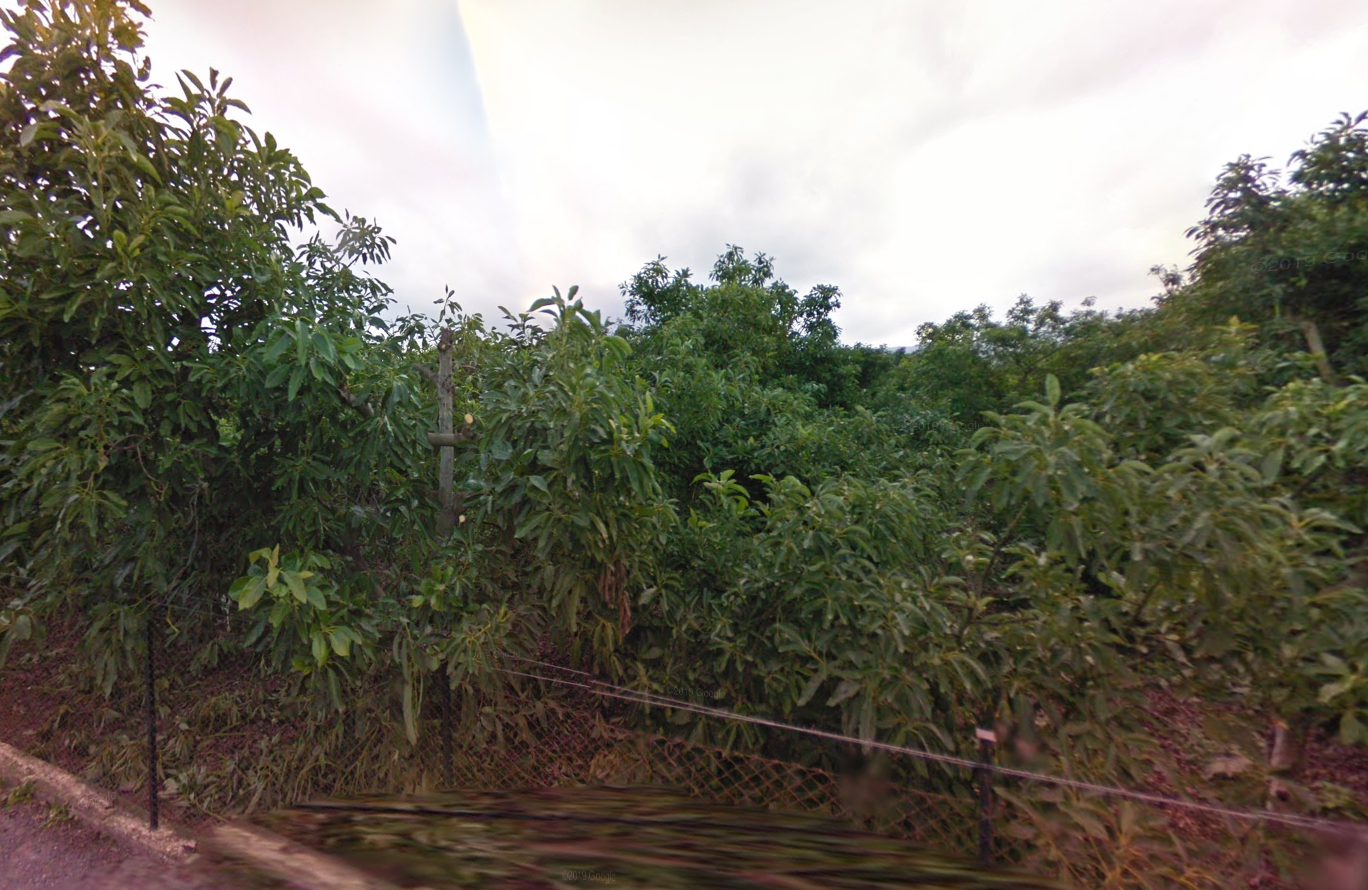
left=0, top=0, right=430, bottom=691
left=1177, top=111, right=1368, bottom=379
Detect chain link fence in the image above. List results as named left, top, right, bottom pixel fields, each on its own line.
left=0, top=617, right=1341, bottom=888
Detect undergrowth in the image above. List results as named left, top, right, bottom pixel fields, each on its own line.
left=0, top=629, right=1320, bottom=890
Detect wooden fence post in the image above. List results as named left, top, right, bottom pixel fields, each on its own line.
left=436, top=329, right=455, bottom=537
left=975, top=727, right=996, bottom=866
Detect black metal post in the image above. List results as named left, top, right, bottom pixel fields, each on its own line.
left=976, top=727, right=996, bottom=866
left=144, top=615, right=160, bottom=831
left=441, top=676, right=453, bottom=788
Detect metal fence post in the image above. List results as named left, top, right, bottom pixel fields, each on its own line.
left=975, top=727, right=996, bottom=866
left=145, top=614, right=160, bottom=831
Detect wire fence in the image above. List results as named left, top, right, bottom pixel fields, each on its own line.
left=3, top=613, right=1359, bottom=889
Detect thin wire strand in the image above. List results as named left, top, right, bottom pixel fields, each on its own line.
left=496, top=657, right=1368, bottom=839
left=128, top=619, right=1368, bottom=837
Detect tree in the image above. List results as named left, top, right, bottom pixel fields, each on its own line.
left=881, top=296, right=1141, bottom=429
left=0, top=0, right=420, bottom=691
left=1177, top=111, right=1368, bottom=379
left=622, top=245, right=857, bottom=407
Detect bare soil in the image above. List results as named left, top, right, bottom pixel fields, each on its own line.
left=0, top=796, right=243, bottom=889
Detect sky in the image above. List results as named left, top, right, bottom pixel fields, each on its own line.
left=137, top=0, right=1368, bottom=347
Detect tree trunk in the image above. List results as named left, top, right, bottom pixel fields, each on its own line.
left=1299, top=318, right=1340, bottom=386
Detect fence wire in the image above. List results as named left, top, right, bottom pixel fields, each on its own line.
left=1, top=616, right=1347, bottom=889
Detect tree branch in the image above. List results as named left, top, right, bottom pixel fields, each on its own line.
left=413, top=364, right=439, bottom=387
left=337, top=384, right=375, bottom=419
left=426, top=428, right=476, bottom=447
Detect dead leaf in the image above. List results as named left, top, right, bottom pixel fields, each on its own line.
left=1202, top=754, right=1255, bottom=780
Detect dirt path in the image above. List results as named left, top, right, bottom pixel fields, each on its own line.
left=0, top=798, right=245, bottom=890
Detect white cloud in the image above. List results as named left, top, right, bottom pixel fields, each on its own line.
left=143, top=0, right=1368, bottom=345
left=142, top=0, right=523, bottom=319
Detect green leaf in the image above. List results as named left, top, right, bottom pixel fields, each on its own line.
left=237, top=577, right=266, bottom=610
left=326, top=670, right=343, bottom=712
left=296, top=319, right=309, bottom=364
left=284, top=571, right=308, bottom=603
left=61, top=294, right=90, bottom=323
left=1322, top=653, right=1349, bottom=672
left=312, top=330, right=337, bottom=363
left=19, top=122, right=44, bottom=147
left=263, top=333, right=291, bottom=364
left=1321, top=678, right=1357, bottom=704
left=1260, top=447, right=1285, bottom=483
left=857, top=697, right=875, bottom=741
left=329, top=629, right=351, bottom=657
left=826, top=678, right=861, bottom=707
left=1044, top=374, right=1061, bottom=407
left=402, top=680, right=418, bottom=743
left=796, top=669, right=827, bottom=707
left=287, top=367, right=304, bottom=402
left=132, top=380, right=151, bottom=410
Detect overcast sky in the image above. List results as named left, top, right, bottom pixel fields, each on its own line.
left=138, top=0, right=1368, bottom=347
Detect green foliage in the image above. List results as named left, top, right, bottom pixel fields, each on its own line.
left=658, top=470, right=970, bottom=751
left=968, top=370, right=1354, bottom=717
left=1254, top=374, right=1368, bottom=526
left=40, top=801, right=74, bottom=827
left=882, top=296, right=1145, bottom=429
left=0, top=0, right=413, bottom=663
left=1080, top=320, right=1267, bottom=461
left=621, top=248, right=944, bottom=507
left=1175, top=110, right=1368, bottom=376
left=6, top=9, right=1368, bottom=887
left=459, top=287, right=676, bottom=668
left=3, top=779, right=35, bottom=808
left=622, top=246, right=866, bottom=409
left=229, top=546, right=364, bottom=687
left=0, top=0, right=437, bottom=695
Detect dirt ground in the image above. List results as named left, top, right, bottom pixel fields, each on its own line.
left=0, top=797, right=244, bottom=890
